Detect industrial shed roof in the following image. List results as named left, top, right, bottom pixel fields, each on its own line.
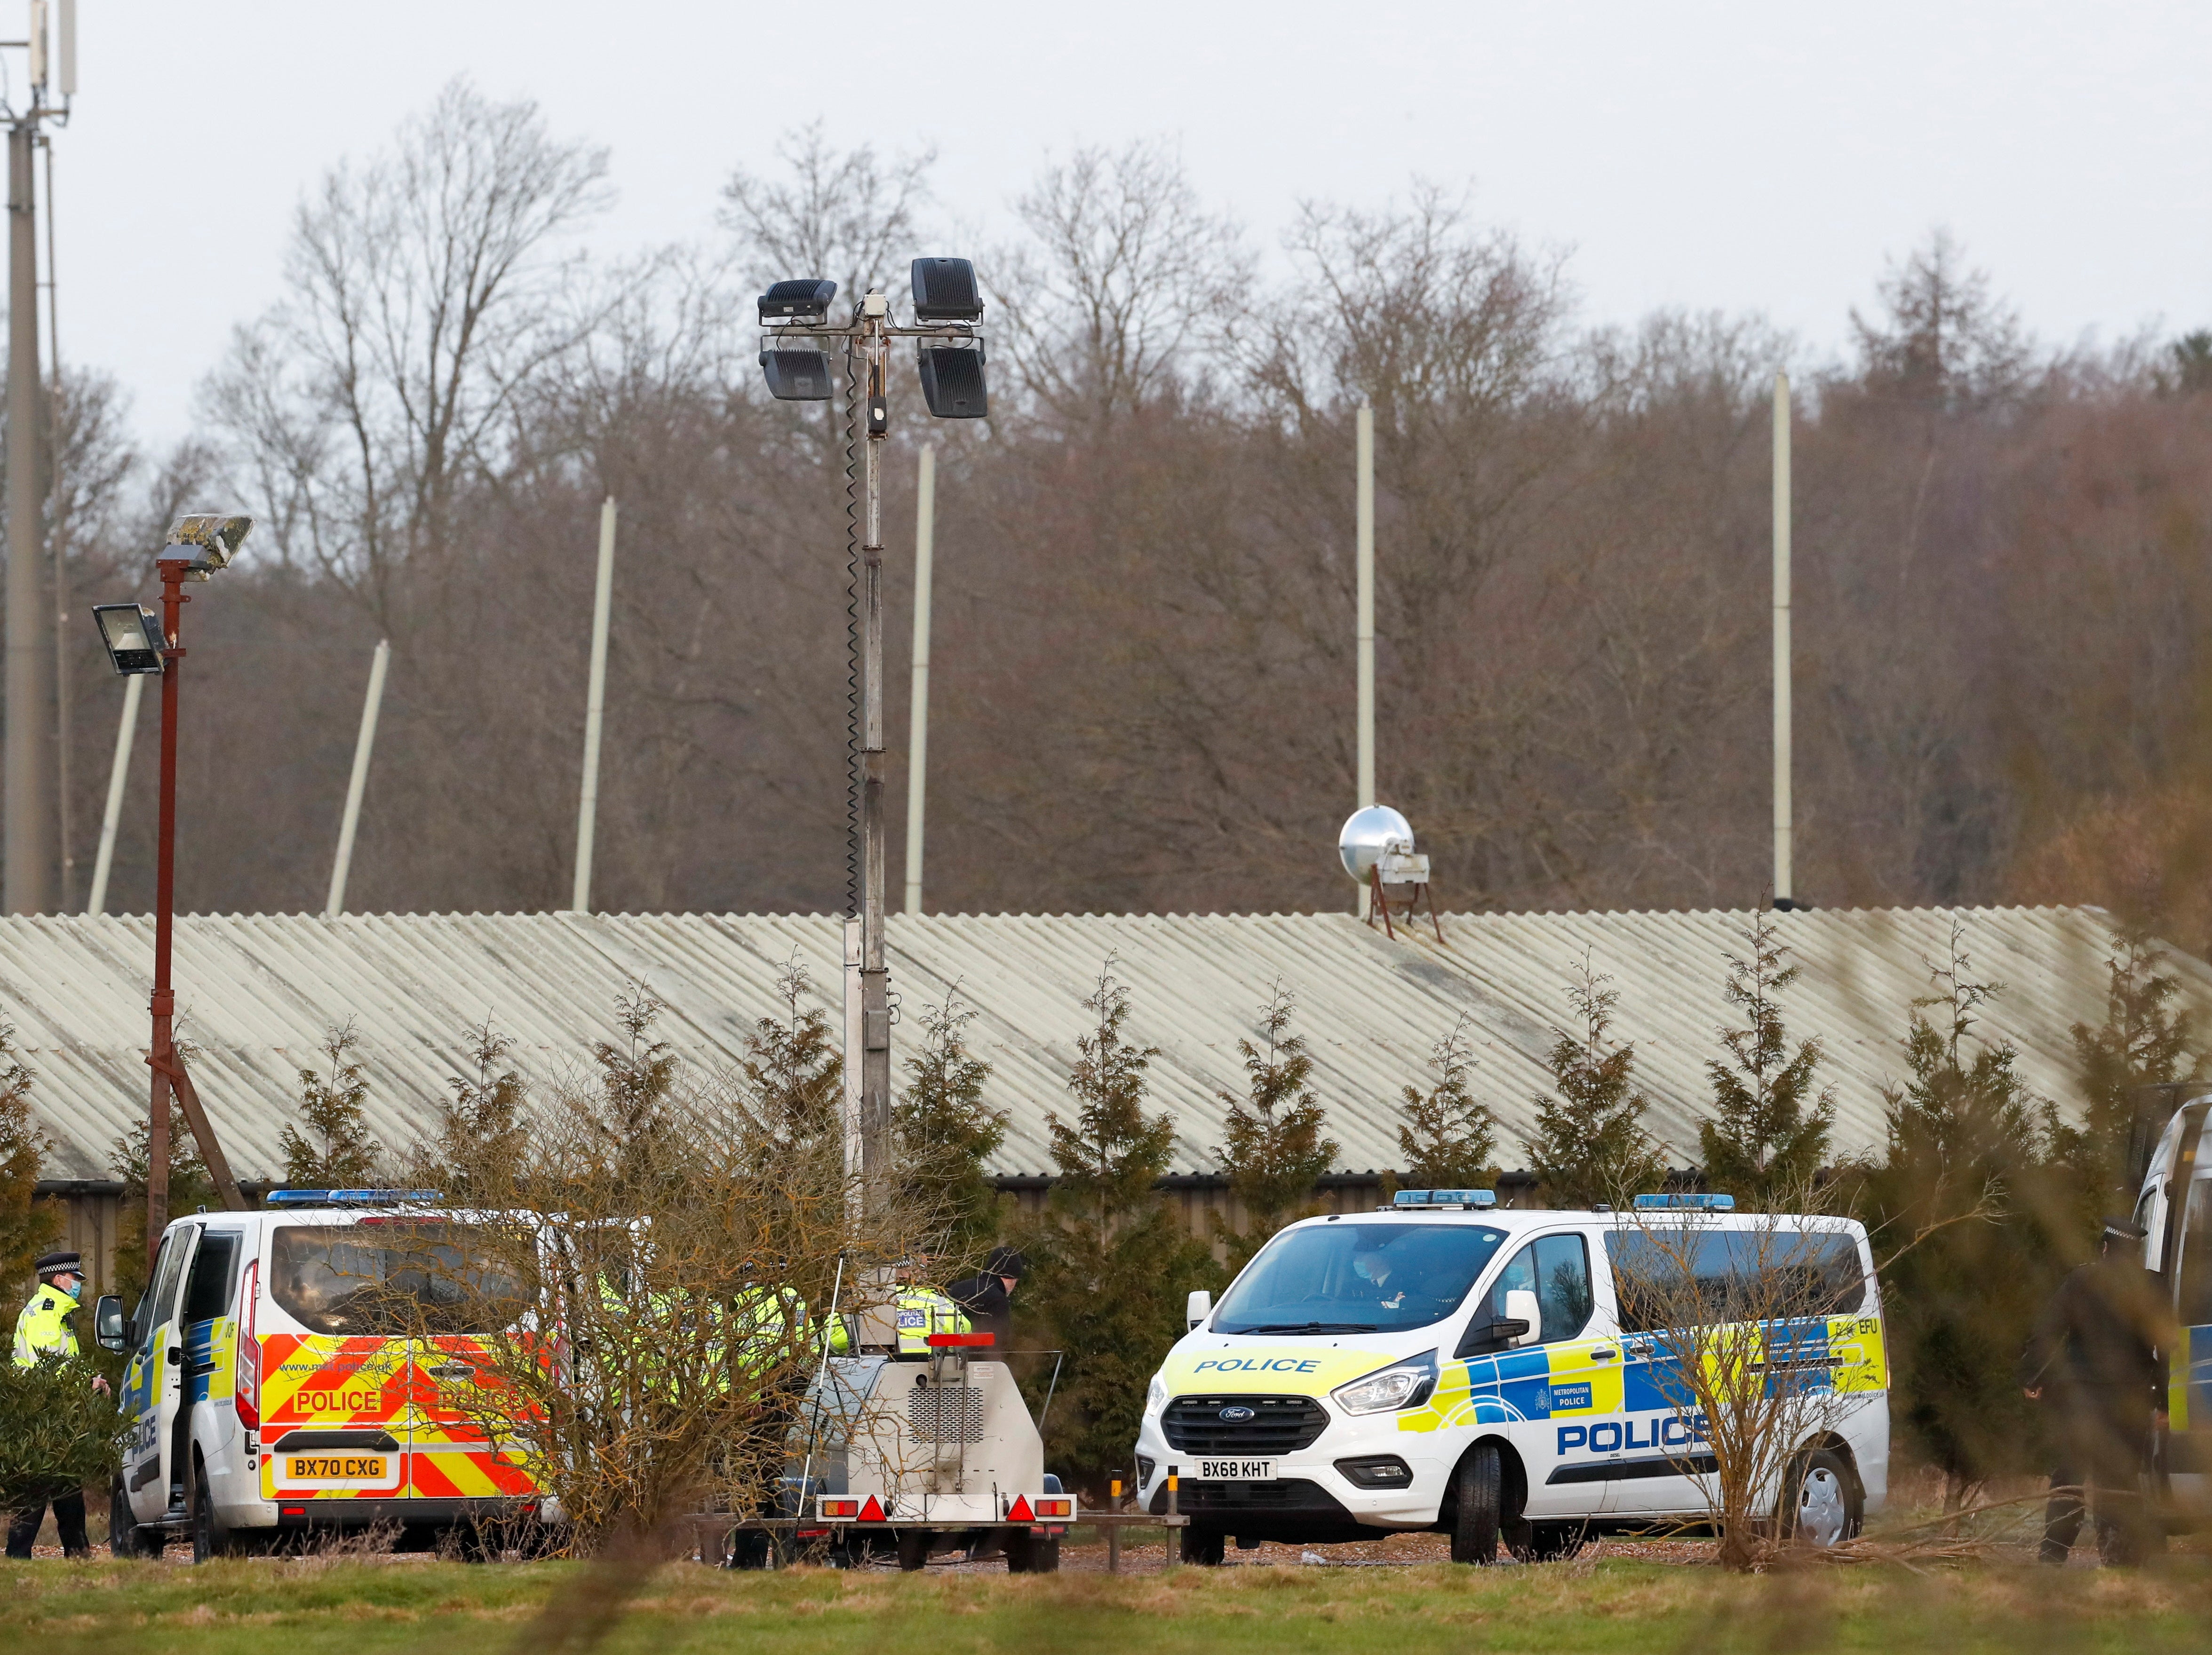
left=0, top=906, right=2189, bottom=1185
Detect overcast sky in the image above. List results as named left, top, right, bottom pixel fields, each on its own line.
left=48, top=0, right=2212, bottom=447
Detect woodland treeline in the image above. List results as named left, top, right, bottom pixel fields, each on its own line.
left=34, top=81, right=2212, bottom=940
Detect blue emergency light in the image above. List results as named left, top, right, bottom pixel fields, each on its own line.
left=1631, top=1193, right=1735, bottom=1211
left=264, top=1189, right=444, bottom=1207
left=1393, top=1189, right=1496, bottom=1209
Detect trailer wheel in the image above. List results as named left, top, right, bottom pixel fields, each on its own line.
left=1005, top=1528, right=1061, bottom=1572
left=896, top=1529, right=931, bottom=1571
left=1448, top=1443, right=1504, bottom=1565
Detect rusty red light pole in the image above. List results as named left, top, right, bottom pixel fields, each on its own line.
left=95, top=518, right=255, bottom=1263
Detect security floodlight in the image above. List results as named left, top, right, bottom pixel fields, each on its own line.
left=761, top=348, right=836, bottom=401
left=91, top=603, right=164, bottom=675
left=759, top=278, right=837, bottom=325
left=157, top=514, right=253, bottom=575
left=910, top=257, right=983, bottom=322
left=917, top=344, right=987, bottom=419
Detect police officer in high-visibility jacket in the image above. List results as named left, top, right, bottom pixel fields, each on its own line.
left=8, top=1250, right=108, bottom=1560
left=825, top=1261, right=970, bottom=1357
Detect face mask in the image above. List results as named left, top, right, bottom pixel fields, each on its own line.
left=55, top=1276, right=82, bottom=1301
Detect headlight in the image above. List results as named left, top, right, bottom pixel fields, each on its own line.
left=1146, top=1373, right=1169, bottom=1415
left=1330, top=1350, right=1439, bottom=1416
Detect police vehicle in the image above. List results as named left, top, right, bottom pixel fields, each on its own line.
left=2136, top=1096, right=2212, bottom=1517
left=1132, top=1192, right=1888, bottom=1563
left=92, top=1192, right=550, bottom=1561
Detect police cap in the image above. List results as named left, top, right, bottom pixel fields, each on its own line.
left=2101, top=1216, right=2148, bottom=1243
left=34, top=1250, right=82, bottom=1278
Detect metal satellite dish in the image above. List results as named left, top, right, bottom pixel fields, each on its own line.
left=1339, top=805, right=1416, bottom=884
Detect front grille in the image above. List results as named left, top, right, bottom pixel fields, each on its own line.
left=907, top=1385, right=985, bottom=1444
left=1161, top=1395, right=1328, bottom=1455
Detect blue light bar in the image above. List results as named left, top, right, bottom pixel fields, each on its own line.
left=1394, top=1189, right=1497, bottom=1209
left=1631, top=1193, right=1735, bottom=1211
left=264, top=1189, right=444, bottom=1207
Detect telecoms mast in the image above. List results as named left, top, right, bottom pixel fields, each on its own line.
left=2, top=0, right=76, bottom=917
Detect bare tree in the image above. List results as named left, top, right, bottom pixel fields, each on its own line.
left=720, top=122, right=935, bottom=318
left=995, top=139, right=1251, bottom=424
left=210, top=79, right=612, bottom=618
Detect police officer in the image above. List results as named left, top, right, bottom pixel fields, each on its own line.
left=9, top=1250, right=109, bottom=1560
left=2019, top=1217, right=2167, bottom=1566
left=943, top=1247, right=1026, bottom=1347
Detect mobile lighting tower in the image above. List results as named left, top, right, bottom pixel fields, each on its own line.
left=755, top=261, right=986, bottom=1192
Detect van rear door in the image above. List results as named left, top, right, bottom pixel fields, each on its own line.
left=386, top=1219, right=538, bottom=1505
left=256, top=1222, right=412, bottom=1506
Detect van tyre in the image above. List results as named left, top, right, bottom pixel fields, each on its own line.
left=1512, top=1521, right=1587, bottom=1563
left=1780, top=1449, right=1862, bottom=1548
left=1179, top=1526, right=1226, bottom=1566
left=190, top=1461, right=234, bottom=1563
left=110, top=1478, right=148, bottom=1559
left=1449, top=1444, right=1504, bottom=1565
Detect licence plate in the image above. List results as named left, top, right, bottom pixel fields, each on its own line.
left=1195, top=1457, right=1277, bottom=1481
left=286, top=1454, right=389, bottom=1482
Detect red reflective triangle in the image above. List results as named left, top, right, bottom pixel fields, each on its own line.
left=858, top=1494, right=885, bottom=1523
left=1007, top=1495, right=1034, bottom=1523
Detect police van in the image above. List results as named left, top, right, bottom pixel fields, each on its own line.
left=2136, top=1096, right=2212, bottom=1517
left=1132, top=1192, right=1887, bottom=1563
left=92, top=1192, right=548, bottom=1561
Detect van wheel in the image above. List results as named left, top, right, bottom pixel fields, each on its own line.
left=110, top=1478, right=145, bottom=1559
left=1780, top=1449, right=1862, bottom=1547
left=1178, top=1526, right=1226, bottom=1566
left=191, top=1462, right=234, bottom=1563
left=1448, top=1444, right=1504, bottom=1564
left=1512, top=1521, right=1587, bottom=1563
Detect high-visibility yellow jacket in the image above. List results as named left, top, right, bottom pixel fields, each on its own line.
left=12, top=1283, right=81, bottom=1367
left=823, top=1289, right=972, bottom=1356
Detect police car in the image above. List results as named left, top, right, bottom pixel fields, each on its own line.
left=93, top=1192, right=551, bottom=1561
left=2137, top=1096, right=2212, bottom=1518
left=1132, top=1192, right=1888, bottom=1563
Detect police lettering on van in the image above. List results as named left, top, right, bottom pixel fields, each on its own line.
left=1131, top=1192, right=1888, bottom=1564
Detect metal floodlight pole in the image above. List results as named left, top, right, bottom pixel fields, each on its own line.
left=325, top=636, right=390, bottom=919
left=903, top=445, right=935, bottom=916
left=855, top=297, right=891, bottom=1187
left=573, top=496, right=616, bottom=914
left=85, top=667, right=139, bottom=915
left=1772, top=370, right=1793, bottom=909
left=3, top=113, right=51, bottom=914
left=1355, top=400, right=1375, bottom=919
left=764, top=272, right=980, bottom=1194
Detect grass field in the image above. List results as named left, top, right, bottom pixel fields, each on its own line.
left=5, top=1547, right=2211, bottom=1655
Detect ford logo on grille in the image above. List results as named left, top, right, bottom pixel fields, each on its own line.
left=1218, top=1406, right=1257, bottom=1423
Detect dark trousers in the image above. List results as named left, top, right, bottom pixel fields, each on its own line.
left=6, top=1486, right=89, bottom=1559
left=2041, top=1406, right=2153, bottom=1565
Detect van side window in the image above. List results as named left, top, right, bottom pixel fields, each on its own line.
left=1484, top=1234, right=1593, bottom=1343
left=2179, top=1182, right=2212, bottom=1327
left=181, top=1233, right=241, bottom=1324
left=1605, top=1227, right=1867, bottom=1333
left=140, top=1228, right=192, bottom=1349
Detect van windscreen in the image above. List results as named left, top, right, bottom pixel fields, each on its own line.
left=1213, top=1223, right=1508, bottom=1335
left=269, top=1223, right=523, bottom=1336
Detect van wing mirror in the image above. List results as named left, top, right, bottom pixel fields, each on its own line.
left=1504, top=1289, right=1543, bottom=1348
left=1186, top=1289, right=1212, bottom=1330
left=93, top=1295, right=128, bottom=1354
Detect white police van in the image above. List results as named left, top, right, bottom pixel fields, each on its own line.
left=92, top=1192, right=549, bottom=1561
left=1133, top=1192, right=1887, bottom=1563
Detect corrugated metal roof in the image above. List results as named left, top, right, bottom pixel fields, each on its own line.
left=0, top=906, right=2189, bottom=1184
